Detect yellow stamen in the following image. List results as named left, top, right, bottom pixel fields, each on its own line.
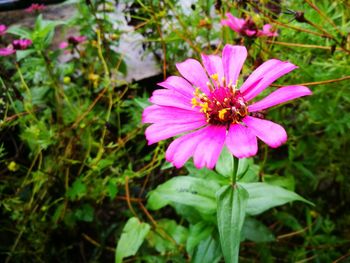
left=200, top=102, right=209, bottom=113
left=193, top=87, right=199, bottom=95
left=211, top=73, right=219, bottom=81
left=218, top=108, right=228, bottom=120
left=191, top=97, right=199, bottom=108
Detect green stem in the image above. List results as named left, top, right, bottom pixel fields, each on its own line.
left=232, top=156, right=239, bottom=185
left=40, top=51, right=63, bottom=123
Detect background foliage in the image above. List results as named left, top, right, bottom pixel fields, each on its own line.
left=0, top=0, right=350, bottom=262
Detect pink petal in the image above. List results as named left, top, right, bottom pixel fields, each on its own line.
left=193, top=125, right=226, bottom=169
left=257, top=24, right=278, bottom=37
left=226, top=124, right=258, bottom=158
left=248, top=85, right=312, bottom=112
left=166, top=128, right=207, bottom=168
left=75, top=36, right=87, bottom=43
left=0, top=24, right=7, bottom=35
left=145, top=120, right=207, bottom=145
left=222, top=45, right=247, bottom=87
left=201, top=54, right=224, bottom=87
left=243, top=116, right=287, bottom=148
left=0, top=48, right=15, bottom=56
left=59, top=42, right=69, bottom=49
left=149, top=89, right=194, bottom=111
left=176, top=58, right=210, bottom=95
left=221, top=13, right=245, bottom=32
left=245, top=30, right=257, bottom=36
left=157, top=76, right=194, bottom=98
left=241, top=60, right=297, bottom=101
left=142, top=105, right=203, bottom=124
left=240, top=59, right=281, bottom=93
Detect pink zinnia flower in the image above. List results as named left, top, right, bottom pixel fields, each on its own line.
left=12, top=39, right=32, bottom=50
left=0, top=39, right=32, bottom=57
left=221, top=13, right=278, bottom=37
left=142, top=45, right=311, bottom=169
left=25, top=3, right=45, bottom=13
left=0, top=24, right=7, bottom=36
left=0, top=47, right=16, bottom=56
left=59, top=36, right=87, bottom=49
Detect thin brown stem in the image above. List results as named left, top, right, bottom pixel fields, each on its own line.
left=332, top=252, right=350, bottom=263
left=116, top=196, right=144, bottom=202
left=270, top=19, right=327, bottom=38
left=125, top=176, right=139, bottom=220
left=277, top=226, right=309, bottom=240
left=82, top=233, right=115, bottom=252
left=138, top=202, right=181, bottom=249
left=71, top=88, right=107, bottom=129
left=265, top=40, right=342, bottom=51
left=272, top=76, right=350, bottom=87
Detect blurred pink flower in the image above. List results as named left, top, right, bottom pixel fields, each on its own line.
left=12, top=39, right=32, bottom=50
left=143, top=45, right=311, bottom=169
left=59, top=36, right=87, bottom=49
left=68, top=36, right=87, bottom=45
left=0, top=24, right=7, bottom=36
left=25, top=3, right=45, bottom=13
left=221, top=13, right=278, bottom=37
left=0, top=47, right=16, bottom=56
left=0, top=39, right=32, bottom=57
left=59, top=42, right=69, bottom=49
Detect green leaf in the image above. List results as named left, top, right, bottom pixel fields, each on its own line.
left=238, top=162, right=259, bottom=183
left=30, top=86, right=50, bottom=105
left=192, top=235, right=222, bottom=263
left=216, top=184, right=248, bottom=263
left=240, top=182, right=314, bottom=216
left=20, top=122, right=56, bottom=151
left=16, top=49, right=36, bottom=61
left=172, top=203, right=217, bottom=224
left=6, top=26, right=32, bottom=38
left=147, top=176, right=220, bottom=214
left=186, top=162, right=228, bottom=184
left=107, top=178, right=118, bottom=199
left=52, top=203, right=64, bottom=225
left=186, top=222, right=213, bottom=254
left=66, top=177, right=87, bottom=200
left=216, top=156, right=256, bottom=182
left=237, top=158, right=253, bottom=180
left=147, top=219, right=188, bottom=254
left=275, top=212, right=303, bottom=231
left=242, top=217, right=275, bottom=243
left=216, top=146, right=233, bottom=177
left=33, top=15, right=65, bottom=49
left=263, top=174, right=295, bottom=191
left=107, top=51, right=128, bottom=75
left=74, top=204, right=94, bottom=222
left=115, top=217, right=150, bottom=263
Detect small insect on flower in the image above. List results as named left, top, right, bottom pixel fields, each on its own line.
left=221, top=13, right=278, bottom=37
left=142, top=44, right=311, bottom=169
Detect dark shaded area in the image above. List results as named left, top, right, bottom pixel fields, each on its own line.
left=0, top=0, right=66, bottom=12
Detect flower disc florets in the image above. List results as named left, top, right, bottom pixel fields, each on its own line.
left=192, top=86, right=248, bottom=125
left=240, top=18, right=258, bottom=36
